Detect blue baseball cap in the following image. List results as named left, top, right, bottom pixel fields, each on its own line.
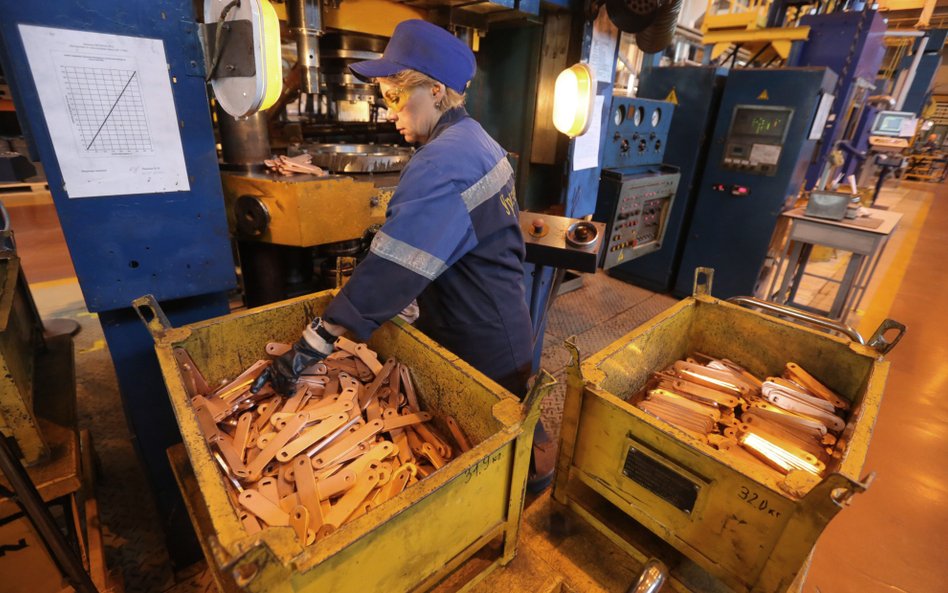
left=349, top=20, right=476, bottom=93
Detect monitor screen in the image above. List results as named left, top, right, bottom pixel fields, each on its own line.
left=871, top=111, right=916, bottom=137
left=730, top=107, right=793, bottom=140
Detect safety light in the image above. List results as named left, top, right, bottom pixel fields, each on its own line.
left=259, top=0, right=283, bottom=112
left=552, top=63, right=596, bottom=138
left=206, top=0, right=283, bottom=117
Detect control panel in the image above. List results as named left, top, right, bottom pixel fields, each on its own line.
left=519, top=212, right=605, bottom=273
left=595, top=165, right=681, bottom=270
left=721, top=105, right=794, bottom=176
left=602, top=97, right=675, bottom=169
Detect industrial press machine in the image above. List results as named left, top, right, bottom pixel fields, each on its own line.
left=673, top=67, right=838, bottom=299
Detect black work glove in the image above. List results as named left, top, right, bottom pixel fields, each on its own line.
left=252, top=317, right=337, bottom=396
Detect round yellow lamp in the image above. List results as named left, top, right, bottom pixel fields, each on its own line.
left=259, top=0, right=283, bottom=112
left=552, top=63, right=596, bottom=138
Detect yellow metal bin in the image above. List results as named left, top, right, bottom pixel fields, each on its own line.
left=135, top=291, right=552, bottom=593
left=0, top=250, right=47, bottom=465
left=553, top=275, right=901, bottom=593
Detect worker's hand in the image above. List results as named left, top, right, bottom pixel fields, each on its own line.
left=398, top=300, right=420, bottom=324
left=252, top=317, right=338, bottom=395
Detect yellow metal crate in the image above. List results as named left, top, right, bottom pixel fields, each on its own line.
left=553, top=282, right=896, bottom=593
left=136, top=291, right=552, bottom=593
left=0, top=251, right=47, bottom=465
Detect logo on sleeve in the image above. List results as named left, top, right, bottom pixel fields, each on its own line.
left=500, top=189, right=517, bottom=217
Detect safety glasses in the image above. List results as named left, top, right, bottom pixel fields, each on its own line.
left=381, top=86, right=411, bottom=113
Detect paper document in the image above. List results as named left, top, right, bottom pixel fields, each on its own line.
left=19, top=25, right=190, bottom=198
left=572, top=95, right=605, bottom=171
left=750, top=143, right=781, bottom=166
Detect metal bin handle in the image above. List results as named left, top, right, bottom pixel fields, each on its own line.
left=866, top=319, right=906, bottom=356
left=132, top=294, right=173, bottom=340
left=726, top=296, right=866, bottom=346
left=626, top=558, right=668, bottom=593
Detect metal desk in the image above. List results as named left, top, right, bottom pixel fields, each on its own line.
left=769, top=207, right=902, bottom=321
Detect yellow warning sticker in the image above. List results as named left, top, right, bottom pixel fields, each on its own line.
left=664, top=88, right=679, bottom=105
left=757, top=89, right=769, bottom=100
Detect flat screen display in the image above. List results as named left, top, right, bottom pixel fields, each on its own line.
left=871, top=111, right=916, bottom=137
left=730, top=107, right=793, bottom=140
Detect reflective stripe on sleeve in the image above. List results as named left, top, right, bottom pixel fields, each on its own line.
left=461, top=156, right=513, bottom=212
left=370, top=230, right=449, bottom=281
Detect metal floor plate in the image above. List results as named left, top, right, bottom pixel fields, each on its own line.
left=538, top=271, right=677, bottom=447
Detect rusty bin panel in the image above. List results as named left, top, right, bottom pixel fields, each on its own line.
left=143, top=290, right=551, bottom=593
left=553, top=293, right=887, bottom=593
left=0, top=252, right=47, bottom=465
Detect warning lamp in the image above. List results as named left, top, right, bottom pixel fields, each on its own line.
left=552, top=63, right=596, bottom=138
left=205, top=0, right=283, bottom=117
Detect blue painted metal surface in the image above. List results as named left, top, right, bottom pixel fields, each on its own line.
left=902, top=29, right=948, bottom=115
left=0, top=0, right=236, bottom=312
left=0, top=0, right=235, bottom=567
left=564, top=16, right=618, bottom=218
left=99, top=292, right=231, bottom=565
left=673, top=68, right=837, bottom=299
left=793, top=10, right=887, bottom=190
left=609, top=66, right=727, bottom=292
left=600, top=97, right=674, bottom=169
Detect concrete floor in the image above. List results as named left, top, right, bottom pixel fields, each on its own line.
left=4, top=178, right=946, bottom=592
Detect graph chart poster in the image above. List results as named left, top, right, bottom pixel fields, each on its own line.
left=18, top=25, right=191, bottom=198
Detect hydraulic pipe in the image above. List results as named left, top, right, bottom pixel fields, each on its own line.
left=218, top=107, right=271, bottom=168
left=288, top=0, right=323, bottom=94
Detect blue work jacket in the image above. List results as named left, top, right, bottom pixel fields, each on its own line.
left=324, top=107, right=533, bottom=397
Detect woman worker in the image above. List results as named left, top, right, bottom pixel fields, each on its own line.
left=256, top=19, right=534, bottom=403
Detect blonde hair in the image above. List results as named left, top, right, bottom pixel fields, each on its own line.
left=379, top=69, right=466, bottom=112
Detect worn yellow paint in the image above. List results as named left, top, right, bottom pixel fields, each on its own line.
left=152, top=290, right=553, bottom=592
left=220, top=173, right=390, bottom=248
left=554, top=292, right=888, bottom=593
left=0, top=253, right=48, bottom=464
left=79, top=339, right=106, bottom=354
left=31, top=277, right=79, bottom=290
left=857, top=190, right=934, bottom=339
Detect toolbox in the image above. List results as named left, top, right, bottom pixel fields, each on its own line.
left=136, top=290, right=552, bottom=593
left=553, top=270, right=902, bottom=593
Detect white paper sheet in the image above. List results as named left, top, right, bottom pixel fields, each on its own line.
left=808, top=93, right=835, bottom=140
left=572, top=95, right=605, bottom=171
left=19, top=25, right=190, bottom=198
left=750, top=143, right=782, bottom=166
left=898, top=117, right=918, bottom=138
left=589, top=12, right=618, bottom=85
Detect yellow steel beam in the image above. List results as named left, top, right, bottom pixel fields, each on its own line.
left=877, top=0, right=927, bottom=10
left=703, top=25, right=810, bottom=45
left=918, top=0, right=937, bottom=27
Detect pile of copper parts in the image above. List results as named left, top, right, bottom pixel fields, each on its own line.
left=178, top=337, right=471, bottom=546
left=631, top=354, right=851, bottom=477
left=264, top=153, right=329, bottom=176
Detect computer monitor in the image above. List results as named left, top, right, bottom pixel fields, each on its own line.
left=871, top=111, right=917, bottom=138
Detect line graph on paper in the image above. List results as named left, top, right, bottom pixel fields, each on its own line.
left=61, top=65, right=154, bottom=154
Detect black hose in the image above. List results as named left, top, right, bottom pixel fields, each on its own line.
left=634, top=0, right=682, bottom=54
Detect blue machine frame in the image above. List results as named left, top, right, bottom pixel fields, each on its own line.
left=673, top=67, right=838, bottom=299
left=792, top=10, right=887, bottom=189
left=0, top=0, right=236, bottom=566
left=600, top=97, right=674, bottom=169
left=608, top=66, right=728, bottom=292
